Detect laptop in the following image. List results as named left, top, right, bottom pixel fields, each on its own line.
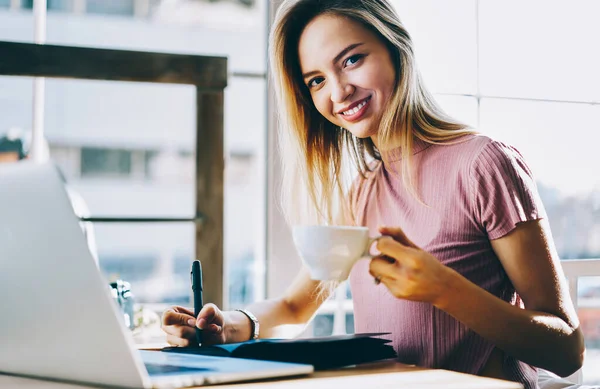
left=0, top=162, right=313, bottom=388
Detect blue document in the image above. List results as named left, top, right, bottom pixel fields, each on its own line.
left=163, top=333, right=396, bottom=370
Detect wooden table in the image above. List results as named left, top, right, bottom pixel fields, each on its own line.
left=0, top=361, right=522, bottom=388
left=0, top=340, right=523, bottom=388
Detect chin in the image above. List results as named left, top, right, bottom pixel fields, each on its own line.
left=339, top=116, right=379, bottom=139
left=345, top=126, right=377, bottom=139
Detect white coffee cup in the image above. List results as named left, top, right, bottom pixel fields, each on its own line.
left=291, top=225, right=380, bottom=281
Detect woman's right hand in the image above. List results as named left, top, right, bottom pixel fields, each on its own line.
left=161, top=303, right=227, bottom=347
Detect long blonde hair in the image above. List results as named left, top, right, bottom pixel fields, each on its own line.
left=270, top=0, right=476, bottom=225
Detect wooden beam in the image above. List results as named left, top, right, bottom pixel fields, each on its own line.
left=195, top=88, right=225, bottom=308
left=0, top=40, right=227, bottom=308
left=0, top=41, right=227, bottom=87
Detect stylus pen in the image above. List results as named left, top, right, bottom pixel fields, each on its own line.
left=191, top=260, right=203, bottom=346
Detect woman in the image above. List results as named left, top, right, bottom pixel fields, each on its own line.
left=162, top=1, right=584, bottom=387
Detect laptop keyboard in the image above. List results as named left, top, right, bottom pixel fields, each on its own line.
left=145, top=363, right=212, bottom=375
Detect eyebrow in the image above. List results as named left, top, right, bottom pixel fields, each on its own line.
left=302, top=42, right=365, bottom=80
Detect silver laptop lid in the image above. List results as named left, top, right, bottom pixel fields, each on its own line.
left=0, top=162, right=151, bottom=388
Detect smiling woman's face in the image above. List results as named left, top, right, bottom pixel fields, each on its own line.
left=298, top=14, right=396, bottom=139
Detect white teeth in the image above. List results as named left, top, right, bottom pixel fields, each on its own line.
left=343, top=99, right=368, bottom=116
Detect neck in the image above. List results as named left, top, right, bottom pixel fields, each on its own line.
left=370, top=130, right=405, bottom=152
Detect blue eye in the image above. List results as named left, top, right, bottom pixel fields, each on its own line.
left=308, top=77, right=324, bottom=88
left=344, top=54, right=364, bottom=67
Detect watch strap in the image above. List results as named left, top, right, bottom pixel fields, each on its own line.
left=236, top=308, right=260, bottom=341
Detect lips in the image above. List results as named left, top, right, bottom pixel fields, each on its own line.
left=338, top=96, right=372, bottom=122
left=338, top=96, right=371, bottom=115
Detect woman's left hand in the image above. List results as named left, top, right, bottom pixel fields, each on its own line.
left=369, top=226, right=456, bottom=305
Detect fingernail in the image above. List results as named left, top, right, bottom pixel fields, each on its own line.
left=198, top=318, right=206, bottom=329
left=188, top=319, right=196, bottom=327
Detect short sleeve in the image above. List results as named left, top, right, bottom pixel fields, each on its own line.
left=470, top=140, right=547, bottom=240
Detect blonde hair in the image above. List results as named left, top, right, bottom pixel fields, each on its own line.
left=270, top=0, right=476, bottom=226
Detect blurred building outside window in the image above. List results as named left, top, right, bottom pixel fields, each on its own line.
left=0, top=0, right=267, bottom=318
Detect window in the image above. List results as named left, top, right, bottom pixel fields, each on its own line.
left=476, top=3, right=600, bottom=381
left=81, top=148, right=133, bottom=177
left=79, top=147, right=160, bottom=180
left=579, top=277, right=600, bottom=349
left=102, top=254, right=158, bottom=284
left=22, top=0, right=71, bottom=12
left=313, top=314, right=334, bottom=337
left=86, top=0, right=134, bottom=16
left=0, top=0, right=267, bottom=312
left=20, top=0, right=142, bottom=15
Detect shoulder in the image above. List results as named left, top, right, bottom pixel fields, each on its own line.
left=436, top=134, right=529, bottom=176
left=457, top=136, right=545, bottom=239
left=463, top=135, right=540, bottom=214
left=439, top=133, right=506, bottom=157
left=465, top=135, right=532, bottom=180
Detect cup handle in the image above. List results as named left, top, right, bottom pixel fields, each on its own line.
left=362, top=235, right=382, bottom=258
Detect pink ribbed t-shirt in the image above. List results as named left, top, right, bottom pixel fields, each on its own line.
left=348, top=134, right=545, bottom=389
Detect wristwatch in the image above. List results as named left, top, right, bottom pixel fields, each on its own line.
left=236, top=309, right=260, bottom=340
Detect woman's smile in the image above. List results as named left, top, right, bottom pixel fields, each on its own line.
left=338, top=95, right=372, bottom=122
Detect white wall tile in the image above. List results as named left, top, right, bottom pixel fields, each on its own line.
left=392, top=0, right=478, bottom=95
left=434, top=94, right=479, bottom=128
left=479, top=0, right=600, bottom=102
left=479, top=98, right=600, bottom=197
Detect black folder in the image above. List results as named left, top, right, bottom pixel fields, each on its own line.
left=163, top=333, right=397, bottom=370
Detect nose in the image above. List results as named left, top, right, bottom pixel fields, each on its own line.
left=330, top=76, right=354, bottom=104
